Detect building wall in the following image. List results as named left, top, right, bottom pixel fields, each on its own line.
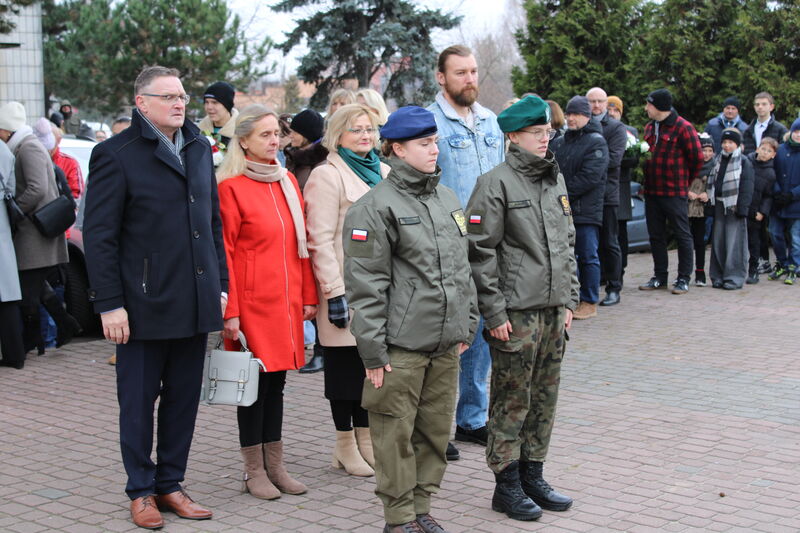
left=0, top=4, right=45, bottom=122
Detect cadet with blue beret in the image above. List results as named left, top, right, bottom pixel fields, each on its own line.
left=466, top=95, right=579, bottom=521
left=343, top=106, right=479, bottom=533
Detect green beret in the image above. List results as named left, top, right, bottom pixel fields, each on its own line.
left=497, top=95, right=552, bottom=133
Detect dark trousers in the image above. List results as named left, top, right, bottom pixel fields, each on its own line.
left=18, top=267, right=51, bottom=352
left=618, top=220, right=629, bottom=284
left=644, top=195, right=694, bottom=281
left=0, top=301, right=24, bottom=363
left=759, top=216, right=770, bottom=261
left=574, top=224, right=601, bottom=303
left=690, top=217, right=707, bottom=271
left=238, top=371, right=286, bottom=447
left=747, top=218, right=762, bottom=273
left=116, top=334, right=207, bottom=500
left=599, top=205, right=623, bottom=292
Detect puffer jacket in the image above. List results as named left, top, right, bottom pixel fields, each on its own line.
left=550, top=118, right=609, bottom=226
left=466, top=143, right=580, bottom=329
left=774, top=138, right=800, bottom=219
left=343, top=157, right=478, bottom=369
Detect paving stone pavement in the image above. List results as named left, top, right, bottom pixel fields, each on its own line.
left=1, top=250, right=799, bottom=533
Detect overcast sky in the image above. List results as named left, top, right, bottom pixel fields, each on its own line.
left=229, top=0, right=513, bottom=79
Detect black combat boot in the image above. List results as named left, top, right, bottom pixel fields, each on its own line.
left=519, top=461, right=573, bottom=511
left=491, top=461, right=542, bottom=521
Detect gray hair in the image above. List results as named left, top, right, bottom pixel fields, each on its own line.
left=217, top=104, right=280, bottom=182
left=134, top=65, right=181, bottom=97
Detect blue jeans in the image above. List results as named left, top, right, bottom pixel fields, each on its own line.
left=769, top=216, right=800, bottom=268
left=456, top=316, right=490, bottom=430
left=575, top=224, right=601, bottom=304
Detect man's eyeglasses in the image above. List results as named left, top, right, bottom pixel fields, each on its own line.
left=347, top=128, right=377, bottom=136
left=142, top=93, right=191, bottom=105
left=519, top=128, right=557, bottom=140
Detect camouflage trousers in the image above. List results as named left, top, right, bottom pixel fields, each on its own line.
left=361, top=346, right=459, bottom=525
left=485, top=306, right=566, bottom=473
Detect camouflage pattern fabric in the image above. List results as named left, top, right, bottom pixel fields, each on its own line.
left=485, top=306, right=566, bottom=473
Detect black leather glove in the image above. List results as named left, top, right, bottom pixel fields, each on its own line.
left=328, top=296, right=349, bottom=329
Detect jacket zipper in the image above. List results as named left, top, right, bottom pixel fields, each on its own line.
left=142, top=258, right=149, bottom=294
left=267, top=185, right=297, bottom=360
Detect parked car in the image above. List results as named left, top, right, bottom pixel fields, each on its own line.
left=58, top=137, right=99, bottom=333
left=627, top=181, right=650, bottom=252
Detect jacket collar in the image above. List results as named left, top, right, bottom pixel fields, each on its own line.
left=198, top=107, right=239, bottom=139
left=565, top=117, right=603, bottom=140
left=506, top=143, right=558, bottom=183
left=386, top=156, right=440, bottom=196
left=434, top=92, right=492, bottom=123
left=132, top=109, right=202, bottom=177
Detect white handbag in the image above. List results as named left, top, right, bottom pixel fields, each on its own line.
left=201, top=332, right=266, bottom=407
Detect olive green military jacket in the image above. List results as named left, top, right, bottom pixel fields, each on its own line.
left=343, top=157, right=479, bottom=369
left=466, top=143, right=580, bottom=330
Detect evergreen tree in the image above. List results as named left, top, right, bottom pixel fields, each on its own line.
left=273, top=0, right=460, bottom=108
left=281, top=74, right=304, bottom=114
left=0, top=0, right=36, bottom=34
left=43, top=0, right=273, bottom=116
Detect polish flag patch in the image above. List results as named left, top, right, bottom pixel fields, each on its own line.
left=351, top=229, right=369, bottom=241
left=469, top=214, right=482, bottom=224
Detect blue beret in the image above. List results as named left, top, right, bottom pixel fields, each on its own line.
left=380, top=106, right=437, bottom=141
left=497, top=95, right=552, bottom=133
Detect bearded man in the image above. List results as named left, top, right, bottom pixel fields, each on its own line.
left=428, top=44, right=504, bottom=461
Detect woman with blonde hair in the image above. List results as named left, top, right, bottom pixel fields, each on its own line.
left=357, top=88, right=390, bottom=125
left=326, top=88, right=357, bottom=118
left=303, top=103, right=389, bottom=477
left=217, top=104, right=319, bottom=500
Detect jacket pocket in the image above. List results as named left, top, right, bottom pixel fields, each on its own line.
left=387, top=281, right=416, bottom=339
left=245, top=249, right=256, bottom=297
left=141, top=253, right=160, bottom=296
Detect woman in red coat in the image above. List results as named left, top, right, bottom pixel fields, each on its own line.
left=217, top=104, right=318, bottom=501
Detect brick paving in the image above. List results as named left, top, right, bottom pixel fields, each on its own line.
left=1, top=250, right=799, bottom=532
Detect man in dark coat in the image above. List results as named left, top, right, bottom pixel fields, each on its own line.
left=639, top=89, right=704, bottom=294
left=551, top=95, right=609, bottom=320
left=587, top=87, right=627, bottom=306
left=84, top=66, right=228, bottom=530
left=742, top=91, right=788, bottom=155
left=704, top=96, right=749, bottom=153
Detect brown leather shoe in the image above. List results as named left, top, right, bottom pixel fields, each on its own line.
left=130, top=495, right=163, bottom=529
left=154, top=489, right=212, bottom=520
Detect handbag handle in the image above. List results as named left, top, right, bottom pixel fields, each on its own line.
left=215, top=331, right=249, bottom=352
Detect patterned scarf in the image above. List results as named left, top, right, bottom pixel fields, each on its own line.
left=707, top=149, right=742, bottom=214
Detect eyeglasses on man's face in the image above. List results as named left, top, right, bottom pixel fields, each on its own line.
left=142, top=93, right=191, bottom=105
left=347, top=128, right=377, bottom=136
left=519, top=128, right=557, bottom=140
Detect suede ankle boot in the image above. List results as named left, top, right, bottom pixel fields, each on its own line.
left=353, top=426, right=375, bottom=467
left=491, top=461, right=542, bottom=521
left=264, top=441, right=307, bottom=494
left=240, top=445, right=280, bottom=500
left=519, top=461, right=573, bottom=511
left=332, top=430, right=374, bottom=476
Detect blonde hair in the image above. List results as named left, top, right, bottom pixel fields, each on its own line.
left=216, top=104, right=279, bottom=182
left=322, top=104, right=379, bottom=152
left=326, top=88, right=357, bottom=116
left=356, top=88, right=389, bottom=125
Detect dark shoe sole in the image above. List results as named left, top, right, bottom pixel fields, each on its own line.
left=446, top=453, right=460, bottom=461
left=298, top=366, right=324, bottom=374
left=491, top=503, right=542, bottom=521
left=454, top=433, right=487, bottom=446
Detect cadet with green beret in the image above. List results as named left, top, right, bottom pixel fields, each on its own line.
left=343, top=106, right=478, bottom=533
left=466, top=94, right=580, bottom=521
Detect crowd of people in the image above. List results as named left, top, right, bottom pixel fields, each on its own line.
left=1, top=42, right=799, bottom=533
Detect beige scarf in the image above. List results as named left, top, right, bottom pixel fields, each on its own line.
left=243, top=159, right=308, bottom=258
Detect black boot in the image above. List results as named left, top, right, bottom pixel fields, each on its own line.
left=22, top=313, right=45, bottom=355
left=42, top=287, right=82, bottom=348
left=298, top=352, right=324, bottom=373
left=519, top=461, right=573, bottom=511
left=491, top=461, right=542, bottom=521
left=746, top=268, right=759, bottom=285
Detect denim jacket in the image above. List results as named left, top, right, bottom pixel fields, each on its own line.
left=427, top=92, right=504, bottom=207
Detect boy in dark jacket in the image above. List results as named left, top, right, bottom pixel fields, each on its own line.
left=745, top=137, right=778, bottom=284
left=688, top=133, right=715, bottom=285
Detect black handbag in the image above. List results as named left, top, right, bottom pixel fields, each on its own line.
left=1, top=172, right=25, bottom=235
left=29, top=193, right=76, bottom=238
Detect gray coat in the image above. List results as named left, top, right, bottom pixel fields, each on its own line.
left=0, top=141, right=21, bottom=302
left=10, top=133, right=68, bottom=271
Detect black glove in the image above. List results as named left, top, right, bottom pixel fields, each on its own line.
left=328, top=296, right=349, bottom=329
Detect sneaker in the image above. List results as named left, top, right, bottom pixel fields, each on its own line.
left=746, top=271, right=759, bottom=285
left=768, top=263, right=787, bottom=280
left=672, top=278, right=690, bottom=294
left=638, top=277, right=668, bottom=291
left=694, top=270, right=706, bottom=286
left=758, top=258, right=773, bottom=274
left=785, top=268, right=797, bottom=285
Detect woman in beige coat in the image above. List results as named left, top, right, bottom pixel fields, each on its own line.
left=304, top=104, right=389, bottom=477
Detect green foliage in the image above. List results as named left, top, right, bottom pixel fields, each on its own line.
left=0, top=0, right=36, bottom=34
left=273, top=0, right=460, bottom=109
left=514, top=0, right=800, bottom=130
left=281, top=74, right=304, bottom=114
left=43, top=0, right=274, bottom=116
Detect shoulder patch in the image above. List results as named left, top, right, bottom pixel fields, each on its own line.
left=558, top=195, right=572, bottom=216
left=451, top=209, right=467, bottom=236
left=351, top=228, right=369, bottom=241
left=467, top=210, right=485, bottom=234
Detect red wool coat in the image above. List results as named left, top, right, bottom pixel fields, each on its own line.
left=218, top=171, right=318, bottom=372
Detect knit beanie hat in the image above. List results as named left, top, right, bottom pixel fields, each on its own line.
left=646, top=89, right=672, bottom=112
left=565, top=96, right=591, bottom=117
left=699, top=132, right=714, bottom=148
left=33, top=117, right=56, bottom=150
left=0, top=101, right=27, bottom=131
left=203, top=81, right=236, bottom=113
left=607, top=96, right=623, bottom=115
left=790, top=118, right=800, bottom=133
left=721, top=128, right=742, bottom=146
left=290, top=109, right=325, bottom=143
left=723, top=96, right=740, bottom=110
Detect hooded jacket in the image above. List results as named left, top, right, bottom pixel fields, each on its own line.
left=773, top=131, right=800, bottom=219
left=550, top=118, right=609, bottom=226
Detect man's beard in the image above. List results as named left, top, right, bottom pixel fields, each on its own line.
left=446, top=83, right=479, bottom=108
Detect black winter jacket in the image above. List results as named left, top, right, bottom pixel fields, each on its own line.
left=597, top=113, right=627, bottom=206
left=746, top=152, right=776, bottom=218
left=742, top=117, right=788, bottom=155
left=551, top=119, right=609, bottom=226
